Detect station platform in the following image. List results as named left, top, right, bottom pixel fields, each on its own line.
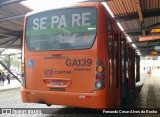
left=134, top=74, right=160, bottom=108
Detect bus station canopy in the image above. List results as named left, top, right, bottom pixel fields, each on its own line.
left=106, top=0, right=160, bottom=56
left=0, top=0, right=160, bottom=56
left=0, top=0, right=31, bottom=52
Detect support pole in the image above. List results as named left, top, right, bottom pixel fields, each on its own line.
left=0, top=61, right=21, bottom=83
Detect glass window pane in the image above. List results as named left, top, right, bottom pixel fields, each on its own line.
left=26, top=7, right=97, bottom=51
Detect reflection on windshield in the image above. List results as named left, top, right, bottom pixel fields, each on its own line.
left=29, top=33, right=96, bottom=50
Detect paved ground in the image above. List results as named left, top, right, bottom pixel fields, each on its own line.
left=134, top=75, right=160, bottom=108
left=0, top=80, right=21, bottom=92
left=129, top=71, right=160, bottom=117
left=0, top=89, right=66, bottom=117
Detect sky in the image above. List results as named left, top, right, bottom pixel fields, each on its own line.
left=1, top=49, right=21, bottom=54
left=21, top=0, right=87, bottom=11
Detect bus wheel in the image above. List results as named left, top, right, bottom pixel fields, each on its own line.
left=46, top=104, right=51, bottom=107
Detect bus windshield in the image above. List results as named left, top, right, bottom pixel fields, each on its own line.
left=26, top=7, right=97, bottom=51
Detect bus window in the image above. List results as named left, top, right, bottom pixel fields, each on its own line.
left=26, top=7, right=97, bottom=51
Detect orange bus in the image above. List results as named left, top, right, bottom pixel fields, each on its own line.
left=21, top=2, right=139, bottom=109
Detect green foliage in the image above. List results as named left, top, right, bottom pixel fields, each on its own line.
left=0, top=56, right=8, bottom=67
left=11, top=58, right=21, bottom=69
left=0, top=55, right=21, bottom=69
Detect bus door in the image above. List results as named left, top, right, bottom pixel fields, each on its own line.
left=108, top=33, right=120, bottom=107
left=107, top=19, right=120, bottom=107
left=113, top=33, right=121, bottom=106
left=127, top=45, right=131, bottom=94
left=126, top=45, right=136, bottom=101
left=130, top=49, right=136, bottom=90
left=121, top=40, right=128, bottom=103
left=108, top=32, right=114, bottom=107
left=124, top=44, right=132, bottom=102
left=136, top=55, right=140, bottom=82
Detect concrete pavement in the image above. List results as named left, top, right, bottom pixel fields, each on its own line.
left=134, top=72, right=160, bottom=108
left=0, top=79, right=21, bottom=92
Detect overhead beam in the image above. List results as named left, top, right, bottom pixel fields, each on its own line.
left=135, top=41, right=160, bottom=47
left=135, top=0, right=143, bottom=22
left=115, top=9, right=160, bottom=22
left=126, top=31, right=142, bottom=36
left=140, top=51, right=151, bottom=53
left=125, top=29, right=142, bottom=33
left=0, top=14, right=25, bottom=22
left=143, top=9, right=160, bottom=18
left=115, top=14, right=138, bottom=22
left=138, top=47, right=154, bottom=51
left=4, top=38, right=19, bottom=49
left=0, top=31, right=22, bottom=38
left=7, top=45, right=21, bottom=48
left=135, top=41, right=147, bottom=46
left=139, top=35, right=160, bottom=41
left=0, top=0, right=26, bottom=6
left=0, top=25, right=22, bottom=37
left=6, top=31, right=22, bottom=38
left=124, top=22, right=160, bottom=33
left=0, top=39, right=15, bottom=46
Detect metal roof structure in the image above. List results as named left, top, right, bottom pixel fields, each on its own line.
left=106, top=0, right=160, bottom=56
left=0, top=0, right=31, bottom=51
left=0, top=0, right=159, bottom=56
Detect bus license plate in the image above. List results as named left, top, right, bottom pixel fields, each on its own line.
left=51, top=80, right=64, bottom=86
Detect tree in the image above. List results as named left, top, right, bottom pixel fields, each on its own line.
left=11, top=57, right=21, bottom=69
left=0, top=54, right=21, bottom=70
left=0, top=55, right=10, bottom=69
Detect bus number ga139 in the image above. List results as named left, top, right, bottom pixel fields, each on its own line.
left=66, top=59, right=92, bottom=66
